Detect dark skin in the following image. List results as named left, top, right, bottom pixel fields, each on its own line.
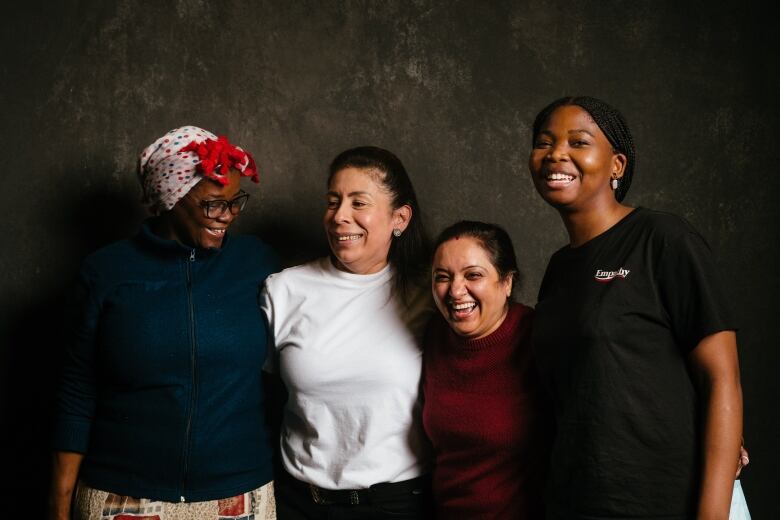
left=528, top=104, right=631, bottom=246
left=48, top=171, right=245, bottom=519
left=48, top=452, right=82, bottom=520
left=153, top=169, right=242, bottom=249
left=529, top=104, right=743, bottom=519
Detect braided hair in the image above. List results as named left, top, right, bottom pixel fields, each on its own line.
left=531, top=96, right=636, bottom=202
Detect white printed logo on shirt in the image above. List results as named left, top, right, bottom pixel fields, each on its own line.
left=594, top=268, right=630, bottom=283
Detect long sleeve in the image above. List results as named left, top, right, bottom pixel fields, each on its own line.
left=52, top=264, right=100, bottom=453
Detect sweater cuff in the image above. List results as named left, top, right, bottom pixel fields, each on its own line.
left=52, top=417, right=92, bottom=453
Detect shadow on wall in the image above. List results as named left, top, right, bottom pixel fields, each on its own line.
left=252, top=217, right=330, bottom=270
left=0, top=176, right=144, bottom=516
left=0, top=173, right=320, bottom=515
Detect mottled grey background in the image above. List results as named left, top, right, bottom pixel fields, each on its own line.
left=1, top=0, right=776, bottom=516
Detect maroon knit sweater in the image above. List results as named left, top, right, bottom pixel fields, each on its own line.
left=422, top=303, right=550, bottom=519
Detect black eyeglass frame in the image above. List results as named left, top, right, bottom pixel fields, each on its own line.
left=197, top=190, right=250, bottom=219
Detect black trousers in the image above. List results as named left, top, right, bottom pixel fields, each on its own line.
left=275, top=471, right=434, bottom=520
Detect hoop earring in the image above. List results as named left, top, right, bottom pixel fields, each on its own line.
left=392, top=228, right=402, bottom=238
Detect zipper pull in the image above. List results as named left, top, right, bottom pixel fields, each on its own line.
left=189, top=249, right=195, bottom=262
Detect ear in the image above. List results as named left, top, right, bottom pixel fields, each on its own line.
left=393, top=204, right=413, bottom=232
left=612, top=152, right=628, bottom=179
left=503, top=274, right=514, bottom=298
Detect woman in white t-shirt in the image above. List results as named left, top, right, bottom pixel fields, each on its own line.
left=261, top=146, right=434, bottom=519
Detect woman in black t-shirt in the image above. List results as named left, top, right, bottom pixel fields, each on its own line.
left=527, top=96, right=745, bottom=519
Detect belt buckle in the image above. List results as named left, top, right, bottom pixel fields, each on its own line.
left=309, top=483, right=361, bottom=505
left=309, top=484, right=327, bottom=505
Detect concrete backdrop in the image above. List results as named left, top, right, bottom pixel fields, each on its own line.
left=1, top=1, right=776, bottom=516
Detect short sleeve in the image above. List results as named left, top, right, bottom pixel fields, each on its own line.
left=259, top=280, right=278, bottom=374
left=655, top=228, right=736, bottom=353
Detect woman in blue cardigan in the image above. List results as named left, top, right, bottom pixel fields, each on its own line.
left=49, top=126, right=278, bottom=519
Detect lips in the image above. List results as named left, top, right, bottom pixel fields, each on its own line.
left=331, top=232, right=364, bottom=245
left=448, top=300, right=477, bottom=320
left=205, top=228, right=226, bottom=237
left=543, top=170, right=577, bottom=186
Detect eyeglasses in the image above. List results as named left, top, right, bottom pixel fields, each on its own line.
left=197, top=191, right=250, bottom=219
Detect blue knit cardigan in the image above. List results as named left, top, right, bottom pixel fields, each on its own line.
left=53, top=222, right=278, bottom=502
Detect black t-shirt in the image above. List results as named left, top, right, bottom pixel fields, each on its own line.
left=533, top=207, right=735, bottom=519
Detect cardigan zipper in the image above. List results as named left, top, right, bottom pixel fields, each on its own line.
left=180, top=248, right=197, bottom=502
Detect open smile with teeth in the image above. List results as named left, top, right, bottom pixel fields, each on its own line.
left=206, top=228, right=226, bottom=236
left=337, top=234, right=363, bottom=242
left=545, top=172, right=576, bottom=184
left=449, top=301, right=477, bottom=318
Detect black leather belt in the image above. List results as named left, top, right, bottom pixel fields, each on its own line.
left=308, top=484, right=369, bottom=505
left=283, top=471, right=429, bottom=506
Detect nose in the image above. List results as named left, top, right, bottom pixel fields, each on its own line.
left=331, top=200, right=351, bottom=224
left=215, top=208, right=237, bottom=225
left=449, top=276, right=467, bottom=298
left=546, top=141, right=568, bottom=162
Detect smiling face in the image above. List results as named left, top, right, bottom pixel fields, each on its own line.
left=165, top=169, right=242, bottom=249
left=432, top=236, right=512, bottom=340
left=324, top=167, right=411, bottom=275
left=528, top=104, right=626, bottom=212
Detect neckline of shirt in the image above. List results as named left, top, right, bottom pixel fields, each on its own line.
left=562, top=206, right=644, bottom=255
left=320, top=256, right=393, bottom=285
left=452, top=302, right=525, bottom=353
left=139, top=219, right=227, bottom=258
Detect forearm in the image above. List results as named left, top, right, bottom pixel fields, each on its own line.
left=49, top=451, right=84, bottom=520
left=697, top=378, right=742, bottom=518
left=689, top=331, right=743, bottom=519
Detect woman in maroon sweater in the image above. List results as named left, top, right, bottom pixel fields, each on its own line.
left=423, top=220, right=550, bottom=519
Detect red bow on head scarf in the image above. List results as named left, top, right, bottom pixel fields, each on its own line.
left=180, top=135, right=259, bottom=185
left=138, top=126, right=259, bottom=214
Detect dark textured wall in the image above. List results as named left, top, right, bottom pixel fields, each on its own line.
left=2, top=1, right=776, bottom=516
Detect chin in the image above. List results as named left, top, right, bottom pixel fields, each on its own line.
left=199, top=236, right=224, bottom=250
left=535, top=189, right=561, bottom=203
left=332, top=249, right=359, bottom=266
left=450, top=322, right=476, bottom=338
left=541, top=195, right=576, bottom=211
left=534, top=185, right=566, bottom=205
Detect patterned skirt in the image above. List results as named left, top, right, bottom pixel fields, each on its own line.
left=73, top=480, right=276, bottom=520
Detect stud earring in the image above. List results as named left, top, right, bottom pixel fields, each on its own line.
left=392, top=228, right=402, bottom=238
left=611, top=177, right=619, bottom=190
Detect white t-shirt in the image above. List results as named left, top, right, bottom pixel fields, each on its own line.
left=261, top=257, right=433, bottom=489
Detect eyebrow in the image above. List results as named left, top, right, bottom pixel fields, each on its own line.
left=433, top=265, right=486, bottom=272
left=538, top=129, right=596, bottom=137
left=568, top=129, right=595, bottom=136
left=327, top=190, right=373, bottom=197
left=201, top=190, right=244, bottom=200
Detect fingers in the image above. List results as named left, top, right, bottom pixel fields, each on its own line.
left=736, top=445, right=750, bottom=478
